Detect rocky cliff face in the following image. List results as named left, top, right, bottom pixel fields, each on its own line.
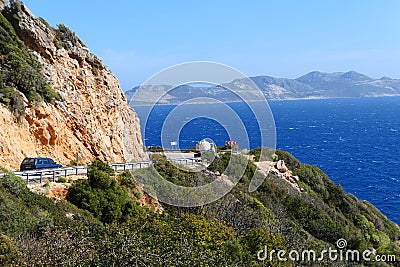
left=0, top=2, right=145, bottom=170
left=0, top=1, right=5, bottom=11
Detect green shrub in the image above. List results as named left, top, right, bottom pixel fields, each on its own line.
left=54, top=23, right=86, bottom=49
left=132, top=189, right=142, bottom=199
left=0, top=173, right=27, bottom=195
left=0, top=166, right=8, bottom=173
left=67, top=160, right=144, bottom=223
left=241, top=228, right=289, bottom=266
left=208, top=152, right=257, bottom=184
left=249, top=147, right=276, bottom=162
left=89, top=160, right=114, bottom=176
left=0, top=85, right=25, bottom=116
left=275, top=150, right=302, bottom=170
left=89, top=169, right=114, bottom=189
left=118, top=171, right=143, bottom=199
left=87, top=160, right=115, bottom=189
left=37, top=17, right=52, bottom=30
left=91, top=66, right=99, bottom=76
left=118, top=171, right=136, bottom=189
left=0, top=234, right=22, bottom=266
left=57, top=177, right=67, bottom=183
left=150, top=153, right=199, bottom=186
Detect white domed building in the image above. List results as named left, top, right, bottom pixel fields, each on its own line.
left=196, top=139, right=216, bottom=152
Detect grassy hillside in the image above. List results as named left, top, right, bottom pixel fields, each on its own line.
left=0, top=150, right=399, bottom=266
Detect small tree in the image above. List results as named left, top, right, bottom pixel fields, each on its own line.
left=88, top=160, right=115, bottom=189
left=67, top=160, right=144, bottom=223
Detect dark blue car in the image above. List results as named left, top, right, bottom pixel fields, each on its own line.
left=20, top=157, right=62, bottom=171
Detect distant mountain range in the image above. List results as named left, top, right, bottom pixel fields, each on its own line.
left=125, top=71, right=400, bottom=104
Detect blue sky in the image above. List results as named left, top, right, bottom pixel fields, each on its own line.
left=23, top=0, right=400, bottom=90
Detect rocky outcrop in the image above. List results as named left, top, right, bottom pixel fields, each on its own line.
left=0, top=3, right=145, bottom=170
left=276, top=160, right=288, bottom=173
left=255, top=160, right=303, bottom=192
left=4, top=2, right=56, bottom=62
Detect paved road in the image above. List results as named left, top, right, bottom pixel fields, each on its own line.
left=0, top=162, right=152, bottom=183
left=0, top=154, right=206, bottom=183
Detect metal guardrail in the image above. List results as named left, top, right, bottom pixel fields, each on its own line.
left=0, top=161, right=152, bottom=183
left=0, top=158, right=204, bottom=183
left=171, top=158, right=203, bottom=165
left=110, top=162, right=152, bottom=172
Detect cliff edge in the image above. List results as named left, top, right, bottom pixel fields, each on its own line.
left=0, top=2, right=145, bottom=170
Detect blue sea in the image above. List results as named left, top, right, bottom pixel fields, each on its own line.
left=134, top=97, right=400, bottom=225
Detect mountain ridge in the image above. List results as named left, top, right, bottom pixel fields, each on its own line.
left=126, top=70, right=400, bottom=104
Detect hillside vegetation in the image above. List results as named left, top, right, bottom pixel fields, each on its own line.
left=0, top=4, right=60, bottom=117
left=0, top=150, right=399, bottom=266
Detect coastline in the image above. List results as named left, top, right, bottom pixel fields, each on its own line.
left=129, top=94, right=400, bottom=106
